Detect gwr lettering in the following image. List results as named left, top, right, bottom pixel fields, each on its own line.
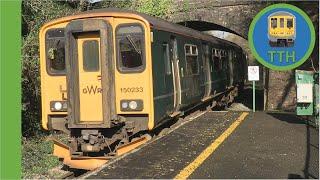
left=83, top=85, right=102, bottom=95
left=268, top=50, right=296, bottom=62
left=120, top=87, right=143, bottom=93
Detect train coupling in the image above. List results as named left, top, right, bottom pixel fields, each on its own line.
left=49, top=137, right=108, bottom=170
left=49, top=135, right=151, bottom=170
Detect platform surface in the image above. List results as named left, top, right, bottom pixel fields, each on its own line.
left=87, top=111, right=319, bottom=179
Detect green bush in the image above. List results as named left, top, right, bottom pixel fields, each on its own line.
left=22, top=1, right=78, bottom=137
left=133, top=0, right=173, bottom=19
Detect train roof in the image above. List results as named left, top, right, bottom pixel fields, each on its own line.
left=84, top=8, right=241, bottom=49
left=269, top=11, right=295, bottom=17
left=44, top=8, right=242, bottom=50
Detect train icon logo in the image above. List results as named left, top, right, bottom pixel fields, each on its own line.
left=249, top=4, right=315, bottom=71
left=268, top=11, right=296, bottom=47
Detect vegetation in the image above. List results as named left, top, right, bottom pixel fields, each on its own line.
left=22, top=1, right=77, bottom=137
left=22, top=133, right=68, bottom=179
left=133, top=0, right=173, bottom=18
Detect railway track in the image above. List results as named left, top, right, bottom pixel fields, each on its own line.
left=59, top=171, right=75, bottom=179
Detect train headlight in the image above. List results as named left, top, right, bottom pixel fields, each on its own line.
left=120, top=100, right=143, bottom=111
left=50, top=101, right=67, bottom=112
left=129, top=101, right=138, bottom=110
left=54, top=102, right=62, bottom=110
left=121, top=102, right=128, bottom=109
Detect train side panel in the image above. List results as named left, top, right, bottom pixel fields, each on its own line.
left=39, top=22, right=69, bottom=130
left=208, top=43, right=229, bottom=96
left=151, top=29, right=175, bottom=125
left=176, top=35, right=205, bottom=109
left=151, top=28, right=247, bottom=125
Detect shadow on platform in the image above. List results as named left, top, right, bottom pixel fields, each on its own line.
left=268, top=112, right=319, bottom=179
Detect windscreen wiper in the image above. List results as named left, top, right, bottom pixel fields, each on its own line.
left=126, top=35, right=141, bottom=54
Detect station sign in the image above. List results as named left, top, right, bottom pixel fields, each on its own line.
left=248, top=66, right=259, bottom=81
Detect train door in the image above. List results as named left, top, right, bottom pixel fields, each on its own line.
left=203, top=44, right=211, bottom=98
left=76, top=34, right=103, bottom=122
left=170, top=36, right=181, bottom=111
left=66, top=19, right=114, bottom=128
left=212, top=47, right=224, bottom=93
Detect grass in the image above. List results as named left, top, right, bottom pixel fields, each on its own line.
left=22, top=133, right=68, bottom=179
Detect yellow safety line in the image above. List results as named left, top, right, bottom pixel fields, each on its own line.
left=174, top=112, right=249, bottom=180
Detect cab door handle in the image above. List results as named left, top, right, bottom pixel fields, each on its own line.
left=97, top=75, right=101, bottom=80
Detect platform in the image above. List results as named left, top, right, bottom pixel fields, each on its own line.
left=86, top=111, right=318, bottom=179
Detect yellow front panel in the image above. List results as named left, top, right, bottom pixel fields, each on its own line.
left=269, top=15, right=295, bottom=37
left=40, top=14, right=154, bottom=130
left=77, top=34, right=103, bottom=122
left=113, top=18, right=154, bottom=129
left=40, top=23, right=68, bottom=130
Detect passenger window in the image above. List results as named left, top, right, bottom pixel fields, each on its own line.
left=83, top=40, right=100, bottom=72
left=185, top=46, right=191, bottom=54
left=116, top=25, right=144, bottom=72
left=46, top=28, right=66, bottom=75
left=280, top=18, right=284, bottom=28
left=192, top=46, right=197, bottom=54
left=287, top=18, right=293, bottom=28
left=162, top=43, right=171, bottom=75
left=271, top=18, right=277, bottom=28
left=185, top=45, right=199, bottom=75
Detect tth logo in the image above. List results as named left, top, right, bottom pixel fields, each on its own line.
left=249, top=4, right=315, bottom=71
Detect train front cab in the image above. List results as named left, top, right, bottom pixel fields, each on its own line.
left=268, top=11, right=295, bottom=47
left=40, top=13, right=154, bottom=160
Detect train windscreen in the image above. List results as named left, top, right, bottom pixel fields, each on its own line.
left=116, top=24, right=145, bottom=72
left=45, top=28, right=66, bottom=75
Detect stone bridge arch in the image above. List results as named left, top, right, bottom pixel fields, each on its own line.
left=169, top=1, right=270, bottom=39
left=176, top=20, right=244, bottom=38
left=167, top=1, right=319, bottom=111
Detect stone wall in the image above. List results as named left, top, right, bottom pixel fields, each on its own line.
left=267, top=70, right=296, bottom=111
left=170, top=0, right=270, bottom=38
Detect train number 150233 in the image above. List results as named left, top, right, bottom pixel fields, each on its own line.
left=120, top=87, right=143, bottom=93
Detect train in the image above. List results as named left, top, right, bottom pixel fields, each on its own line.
left=268, top=11, right=296, bottom=47
left=39, top=8, right=247, bottom=169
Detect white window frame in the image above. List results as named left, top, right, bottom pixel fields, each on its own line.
left=184, top=44, right=199, bottom=75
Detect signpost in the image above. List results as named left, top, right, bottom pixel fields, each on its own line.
left=248, top=66, right=259, bottom=112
